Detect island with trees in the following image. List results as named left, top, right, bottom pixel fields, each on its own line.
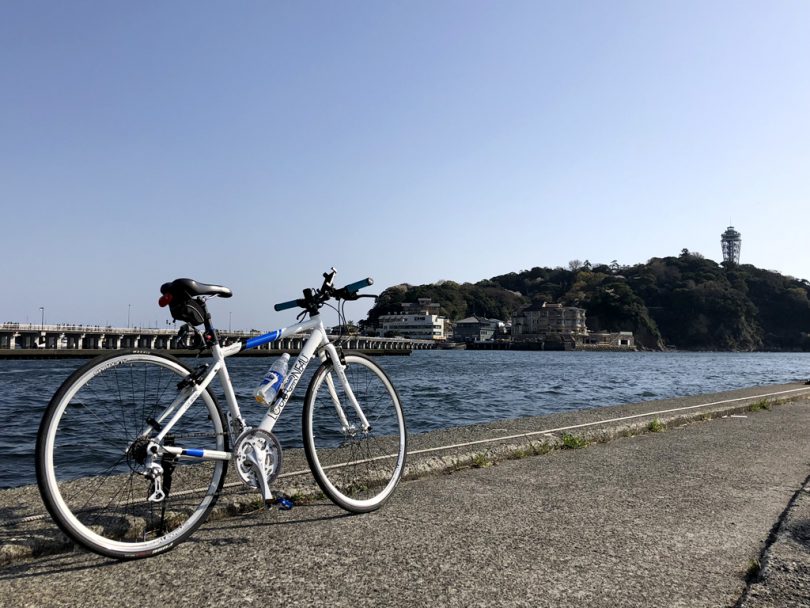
left=364, top=251, right=810, bottom=351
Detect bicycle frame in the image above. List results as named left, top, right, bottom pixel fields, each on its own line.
left=37, top=271, right=406, bottom=559
left=151, top=313, right=370, bottom=463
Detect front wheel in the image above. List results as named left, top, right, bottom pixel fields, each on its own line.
left=303, top=353, right=407, bottom=512
left=36, top=350, right=229, bottom=559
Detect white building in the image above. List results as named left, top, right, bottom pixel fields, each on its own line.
left=377, top=298, right=449, bottom=340
left=378, top=313, right=448, bottom=340
left=378, top=299, right=449, bottom=341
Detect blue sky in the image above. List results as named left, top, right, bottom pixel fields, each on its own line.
left=2, top=1, right=809, bottom=330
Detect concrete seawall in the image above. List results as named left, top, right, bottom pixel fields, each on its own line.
left=5, top=383, right=810, bottom=606
left=3, top=381, right=810, bottom=571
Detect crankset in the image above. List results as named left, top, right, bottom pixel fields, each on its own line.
left=233, top=428, right=284, bottom=505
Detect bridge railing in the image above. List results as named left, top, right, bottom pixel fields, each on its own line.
left=0, top=323, right=436, bottom=352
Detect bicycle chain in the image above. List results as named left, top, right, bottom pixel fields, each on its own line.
left=167, top=431, right=226, bottom=439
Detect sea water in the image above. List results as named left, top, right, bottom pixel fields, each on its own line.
left=2, top=350, right=808, bottom=488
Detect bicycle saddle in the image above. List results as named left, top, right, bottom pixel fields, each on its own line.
left=161, top=278, right=233, bottom=299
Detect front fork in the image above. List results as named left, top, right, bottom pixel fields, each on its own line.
left=320, top=347, right=371, bottom=434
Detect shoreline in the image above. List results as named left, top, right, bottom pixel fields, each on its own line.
left=0, top=348, right=412, bottom=359
left=2, top=347, right=810, bottom=360
left=3, top=381, right=809, bottom=565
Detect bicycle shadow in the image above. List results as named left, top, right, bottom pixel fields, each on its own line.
left=192, top=502, right=354, bottom=536
left=0, top=551, right=113, bottom=581
left=0, top=505, right=38, bottom=524
left=178, top=501, right=357, bottom=555
left=0, top=504, right=352, bottom=580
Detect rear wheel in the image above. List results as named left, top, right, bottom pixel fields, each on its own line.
left=36, top=350, right=228, bottom=559
left=302, top=353, right=406, bottom=512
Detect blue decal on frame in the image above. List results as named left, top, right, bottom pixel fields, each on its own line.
left=245, top=329, right=282, bottom=350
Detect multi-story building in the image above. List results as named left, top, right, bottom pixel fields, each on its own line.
left=401, top=298, right=442, bottom=316
left=378, top=313, right=447, bottom=340
left=453, top=316, right=501, bottom=343
left=377, top=299, right=448, bottom=340
left=511, top=302, right=587, bottom=342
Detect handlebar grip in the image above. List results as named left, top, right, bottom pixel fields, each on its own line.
left=274, top=299, right=301, bottom=312
left=344, top=277, right=374, bottom=294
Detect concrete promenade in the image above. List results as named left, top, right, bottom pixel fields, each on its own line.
left=2, top=383, right=810, bottom=607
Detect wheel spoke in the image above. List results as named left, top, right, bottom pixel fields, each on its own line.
left=304, top=354, right=406, bottom=512
left=37, top=352, right=228, bottom=559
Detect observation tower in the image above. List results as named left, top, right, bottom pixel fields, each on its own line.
left=721, top=226, right=741, bottom=264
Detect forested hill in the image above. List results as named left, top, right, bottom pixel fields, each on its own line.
left=366, top=253, right=810, bottom=351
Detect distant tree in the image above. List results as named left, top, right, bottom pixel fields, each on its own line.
left=366, top=251, right=810, bottom=351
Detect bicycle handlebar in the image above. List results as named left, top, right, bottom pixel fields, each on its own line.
left=343, top=277, right=373, bottom=294
left=274, top=299, right=302, bottom=312
left=273, top=271, right=375, bottom=313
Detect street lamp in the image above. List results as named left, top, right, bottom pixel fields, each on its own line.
left=128, top=304, right=131, bottom=329
left=39, top=307, right=44, bottom=331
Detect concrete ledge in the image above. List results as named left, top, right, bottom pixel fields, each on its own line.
left=737, top=472, right=810, bottom=606
left=3, top=382, right=809, bottom=565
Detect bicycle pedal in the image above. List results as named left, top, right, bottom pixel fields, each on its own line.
left=266, top=494, right=294, bottom=511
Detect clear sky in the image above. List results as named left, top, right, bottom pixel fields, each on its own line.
left=2, top=1, right=809, bottom=330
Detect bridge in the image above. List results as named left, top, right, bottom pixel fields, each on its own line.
left=0, top=323, right=434, bottom=358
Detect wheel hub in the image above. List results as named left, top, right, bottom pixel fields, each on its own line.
left=126, top=436, right=151, bottom=467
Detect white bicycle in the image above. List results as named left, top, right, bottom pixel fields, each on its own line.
left=36, top=268, right=407, bottom=559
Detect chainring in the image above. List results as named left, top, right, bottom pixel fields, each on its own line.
left=233, top=428, right=283, bottom=490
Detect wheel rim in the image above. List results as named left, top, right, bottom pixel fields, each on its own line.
left=306, top=356, right=406, bottom=510
left=40, top=354, right=226, bottom=555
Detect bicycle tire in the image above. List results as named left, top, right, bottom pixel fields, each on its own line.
left=36, top=350, right=229, bottom=559
left=302, top=353, right=406, bottom=512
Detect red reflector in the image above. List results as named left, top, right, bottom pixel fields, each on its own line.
left=158, top=293, right=173, bottom=307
